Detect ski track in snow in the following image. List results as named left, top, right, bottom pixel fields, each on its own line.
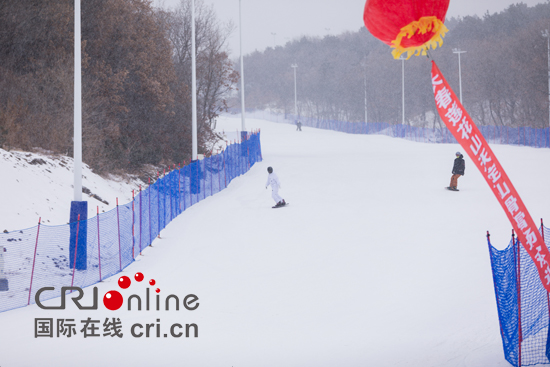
left=0, top=115, right=548, bottom=366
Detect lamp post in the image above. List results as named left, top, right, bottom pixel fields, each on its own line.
left=291, top=63, right=298, bottom=120
left=74, top=0, right=82, bottom=202
left=70, top=0, right=87, bottom=271
left=361, top=60, right=368, bottom=123
left=191, top=0, right=197, bottom=160
left=271, top=32, right=276, bottom=48
left=452, top=48, right=466, bottom=104
left=239, top=0, right=246, bottom=132
left=399, top=56, right=406, bottom=125
left=542, top=30, right=550, bottom=128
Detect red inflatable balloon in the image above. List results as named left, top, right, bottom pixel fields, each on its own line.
left=363, top=0, right=450, bottom=59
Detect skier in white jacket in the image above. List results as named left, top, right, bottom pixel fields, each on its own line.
left=265, top=166, right=286, bottom=207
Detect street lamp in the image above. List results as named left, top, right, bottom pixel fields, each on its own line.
left=74, top=0, right=82, bottom=201
left=399, top=55, right=406, bottom=125
left=191, top=0, right=197, bottom=160
left=360, top=59, right=368, bottom=123
left=291, top=64, right=298, bottom=120
left=542, top=30, right=550, bottom=127
left=239, top=0, right=246, bottom=132
left=271, top=32, right=276, bottom=48
left=452, top=48, right=466, bottom=104
left=71, top=0, right=87, bottom=271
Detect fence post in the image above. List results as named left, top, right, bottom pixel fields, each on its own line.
left=182, top=160, right=191, bottom=211
left=164, top=168, right=167, bottom=224
left=27, top=217, right=41, bottom=305
left=139, top=185, right=142, bottom=255
left=178, top=164, right=182, bottom=213
left=513, top=229, right=522, bottom=367
left=70, top=215, right=81, bottom=289
left=148, top=177, right=151, bottom=246
left=168, top=167, right=172, bottom=222
left=209, top=156, right=213, bottom=197
left=97, top=206, right=102, bottom=282
left=190, top=163, right=194, bottom=207
left=218, top=153, right=222, bottom=192
left=132, top=190, right=135, bottom=259
left=172, top=164, right=176, bottom=216
left=542, top=218, right=550, bottom=335
left=486, top=231, right=505, bottom=342
left=116, top=198, right=122, bottom=271
left=223, top=150, right=227, bottom=188
left=157, top=172, right=160, bottom=235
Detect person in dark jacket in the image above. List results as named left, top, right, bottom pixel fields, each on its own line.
left=449, top=151, right=465, bottom=191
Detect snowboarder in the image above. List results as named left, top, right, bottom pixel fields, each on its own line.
left=296, top=120, right=302, bottom=131
left=448, top=151, right=465, bottom=191
left=265, top=166, right=286, bottom=208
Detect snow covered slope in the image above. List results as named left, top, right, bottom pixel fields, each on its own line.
left=0, top=115, right=549, bottom=367
left=0, top=149, right=142, bottom=231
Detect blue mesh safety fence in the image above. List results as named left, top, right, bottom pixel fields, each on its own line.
left=0, top=131, right=262, bottom=313
left=488, top=226, right=550, bottom=367
left=238, top=110, right=550, bottom=149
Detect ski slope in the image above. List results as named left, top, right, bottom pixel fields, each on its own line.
left=1, top=115, right=550, bottom=367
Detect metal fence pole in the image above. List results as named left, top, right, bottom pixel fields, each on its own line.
left=97, top=206, right=102, bottom=282
left=116, top=198, right=122, bottom=271
left=27, top=218, right=41, bottom=305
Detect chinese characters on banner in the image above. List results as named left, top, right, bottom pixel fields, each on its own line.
left=431, top=60, right=550, bottom=291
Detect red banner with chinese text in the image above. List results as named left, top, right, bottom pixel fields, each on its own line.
left=431, top=61, right=550, bottom=291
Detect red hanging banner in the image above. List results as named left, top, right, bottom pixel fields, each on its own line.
left=431, top=60, right=550, bottom=291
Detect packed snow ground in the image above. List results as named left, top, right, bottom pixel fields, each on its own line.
left=1, top=115, right=549, bottom=366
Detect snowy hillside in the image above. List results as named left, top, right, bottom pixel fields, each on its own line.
left=1, top=115, right=549, bottom=367
left=0, top=149, right=143, bottom=231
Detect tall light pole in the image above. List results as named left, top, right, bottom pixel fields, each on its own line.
left=239, top=0, right=246, bottom=132
left=271, top=32, right=276, bottom=48
left=452, top=48, right=466, bottom=104
left=399, top=56, right=406, bottom=125
left=542, top=30, right=550, bottom=128
left=361, top=59, right=368, bottom=123
left=191, top=0, right=198, bottom=160
left=291, top=64, right=298, bottom=120
left=74, top=0, right=82, bottom=202
left=71, top=0, right=87, bottom=271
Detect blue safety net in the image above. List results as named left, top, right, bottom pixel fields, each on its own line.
left=488, top=226, right=550, bottom=367
left=0, top=131, right=262, bottom=313
left=240, top=110, right=550, bottom=149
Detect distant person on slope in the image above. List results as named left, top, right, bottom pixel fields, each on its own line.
left=265, top=166, right=286, bottom=208
left=449, top=151, right=465, bottom=191
left=296, top=120, right=302, bottom=131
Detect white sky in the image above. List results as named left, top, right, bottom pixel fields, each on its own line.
left=153, top=0, right=547, bottom=57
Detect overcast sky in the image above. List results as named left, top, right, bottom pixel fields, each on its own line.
left=153, top=0, right=547, bottom=58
